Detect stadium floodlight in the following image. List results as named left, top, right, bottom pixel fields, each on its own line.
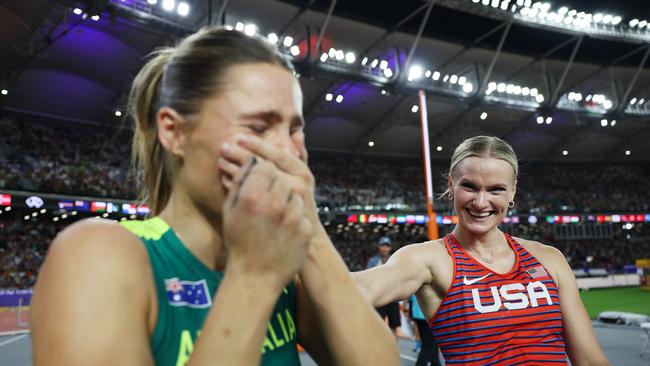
left=379, top=60, right=388, bottom=70
left=320, top=53, right=328, bottom=62
left=328, top=48, right=336, bottom=58
left=610, top=120, right=616, bottom=126
left=458, top=76, right=467, bottom=85
left=535, top=94, right=545, bottom=103
left=436, top=146, right=443, bottom=151
left=630, top=97, right=637, bottom=104
left=463, top=83, right=474, bottom=93
left=603, top=100, right=613, bottom=109
left=522, top=87, right=529, bottom=95
left=630, top=19, right=640, bottom=27
left=345, top=52, right=356, bottom=64
left=408, top=65, right=423, bottom=81
left=361, top=57, right=368, bottom=65
left=562, top=150, right=568, bottom=156
left=488, top=82, right=497, bottom=90
left=593, top=13, right=603, bottom=23
left=443, top=74, right=449, bottom=82
left=611, top=16, right=622, bottom=25
left=290, top=45, right=300, bottom=56
left=491, top=0, right=498, bottom=8
left=480, top=112, right=488, bottom=120
left=0, top=89, right=7, bottom=95
left=425, top=70, right=432, bottom=78
left=383, top=68, right=393, bottom=78
left=73, top=7, right=83, bottom=14
left=536, top=116, right=544, bottom=124
left=482, top=0, right=489, bottom=5
left=380, top=89, right=387, bottom=95
left=601, top=119, right=608, bottom=127
left=335, top=95, right=344, bottom=103
left=450, top=75, right=459, bottom=84
left=497, top=83, right=506, bottom=93
left=282, top=36, right=293, bottom=47
left=506, top=84, right=514, bottom=94
left=411, top=105, right=419, bottom=113
left=91, top=15, right=99, bottom=21
left=432, top=71, right=441, bottom=81
left=162, top=0, right=175, bottom=12
left=177, top=2, right=190, bottom=16
left=267, top=33, right=279, bottom=44
left=530, top=88, right=538, bottom=96
left=568, top=9, right=577, bottom=17
left=625, top=150, right=631, bottom=156
left=558, top=7, right=568, bottom=15
left=640, top=20, right=648, bottom=28
left=368, top=141, right=375, bottom=147
left=546, top=117, right=552, bottom=124
left=639, top=98, right=646, bottom=105
left=114, top=110, right=122, bottom=117
left=235, top=22, right=245, bottom=31
left=370, top=59, right=379, bottom=68
left=244, top=23, right=258, bottom=36
left=335, top=50, right=344, bottom=61
left=602, top=14, right=613, bottom=24
left=325, top=93, right=333, bottom=101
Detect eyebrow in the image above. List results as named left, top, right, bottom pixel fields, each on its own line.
left=239, top=110, right=305, bottom=128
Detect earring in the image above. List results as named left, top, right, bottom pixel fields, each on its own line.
left=508, top=201, right=514, bottom=208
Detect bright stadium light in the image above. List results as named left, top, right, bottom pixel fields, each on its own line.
left=424, top=70, right=432, bottom=78
left=593, top=13, right=603, bottom=23
left=630, top=97, right=637, bottom=104
left=535, top=94, right=545, bottom=103
left=91, top=15, right=99, bottom=21
left=602, top=14, right=613, bottom=24
left=335, top=50, right=344, bottom=61
left=114, top=110, right=122, bottom=117
left=432, top=71, right=441, bottom=80
left=630, top=19, right=640, bottom=27
left=319, top=53, right=328, bottom=62
left=368, top=141, right=375, bottom=147
left=546, top=117, right=552, bottom=124
left=497, top=83, right=506, bottom=93
left=290, top=45, right=300, bottom=56
left=73, top=7, right=83, bottom=14
left=379, top=60, right=388, bottom=70
left=450, top=74, right=459, bottom=84
left=601, top=119, right=608, bottom=127
left=611, top=16, right=622, bottom=25
left=610, top=120, right=616, bottom=126
left=0, top=89, right=7, bottom=95
left=408, top=65, right=423, bottom=81
left=282, top=36, right=293, bottom=47
left=335, top=95, right=344, bottom=103
left=522, top=87, right=530, bottom=96
left=361, top=57, right=368, bottom=65
left=625, top=150, right=631, bottom=156
left=411, top=105, right=419, bottom=113
left=640, top=20, right=648, bottom=28
left=162, top=0, right=175, bottom=12
left=480, top=112, right=488, bottom=120
left=244, top=23, right=258, bottom=36
left=562, top=150, right=568, bottom=156
left=177, top=2, right=190, bottom=16
left=370, top=59, right=379, bottom=68
left=325, top=93, right=333, bottom=101
left=383, top=68, right=393, bottom=78
left=436, top=146, right=443, bottom=151
left=345, top=52, right=356, bottom=64
left=235, top=22, right=245, bottom=31
left=458, top=76, right=467, bottom=85
left=267, top=33, right=279, bottom=44
left=537, top=116, right=544, bottom=124
left=463, top=83, right=474, bottom=93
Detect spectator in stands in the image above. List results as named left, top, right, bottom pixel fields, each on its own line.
left=367, top=236, right=401, bottom=337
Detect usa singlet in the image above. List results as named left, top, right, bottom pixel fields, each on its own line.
left=430, top=233, right=567, bottom=365
left=121, top=217, right=300, bottom=366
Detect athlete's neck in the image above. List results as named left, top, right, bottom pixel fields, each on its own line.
left=452, top=226, right=506, bottom=254
left=159, top=189, right=227, bottom=271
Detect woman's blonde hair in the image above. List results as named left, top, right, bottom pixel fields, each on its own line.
left=128, top=27, right=294, bottom=215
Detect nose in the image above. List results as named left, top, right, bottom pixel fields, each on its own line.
left=473, top=191, right=489, bottom=209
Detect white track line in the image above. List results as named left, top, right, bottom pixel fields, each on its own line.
left=0, top=334, right=28, bottom=348
left=400, top=353, right=417, bottom=361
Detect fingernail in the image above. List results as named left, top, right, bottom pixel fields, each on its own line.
left=221, top=143, right=231, bottom=153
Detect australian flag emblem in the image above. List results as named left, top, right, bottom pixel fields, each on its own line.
left=164, top=278, right=212, bottom=308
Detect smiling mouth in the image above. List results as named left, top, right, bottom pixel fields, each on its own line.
left=466, top=209, right=494, bottom=218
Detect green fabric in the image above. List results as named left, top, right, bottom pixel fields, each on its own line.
left=121, top=217, right=300, bottom=366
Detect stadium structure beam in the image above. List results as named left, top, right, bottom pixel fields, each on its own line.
left=617, top=46, right=650, bottom=115
left=403, top=0, right=437, bottom=80
left=558, top=44, right=648, bottom=98
left=213, top=0, right=228, bottom=25
left=548, top=35, right=583, bottom=108
left=436, top=21, right=509, bottom=72
left=278, top=0, right=316, bottom=34
left=477, top=20, right=513, bottom=96
left=352, top=95, right=408, bottom=151
left=314, top=0, right=338, bottom=56
left=358, top=3, right=429, bottom=59
left=504, top=36, right=579, bottom=82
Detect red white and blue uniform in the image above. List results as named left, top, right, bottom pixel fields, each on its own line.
left=430, top=233, right=567, bottom=365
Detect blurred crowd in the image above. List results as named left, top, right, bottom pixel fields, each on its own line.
left=0, top=119, right=649, bottom=289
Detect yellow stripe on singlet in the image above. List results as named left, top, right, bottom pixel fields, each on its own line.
left=120, top=217, right=170, bottom=241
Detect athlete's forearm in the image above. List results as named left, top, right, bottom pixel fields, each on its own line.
left=298, top=226, right=400, bottom=365
left=187, top=271, right=282, bottom=366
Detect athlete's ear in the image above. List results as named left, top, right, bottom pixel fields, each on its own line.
left=157, top=107, right=187, bottom=157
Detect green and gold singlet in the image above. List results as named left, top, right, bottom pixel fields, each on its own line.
left=121, top=217, right=300, bottom=366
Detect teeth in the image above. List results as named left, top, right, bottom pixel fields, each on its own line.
left=469, top=210, right=492, bottom=217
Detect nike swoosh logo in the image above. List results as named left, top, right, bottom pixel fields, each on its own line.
left=463, top=274, right=491, bottom=286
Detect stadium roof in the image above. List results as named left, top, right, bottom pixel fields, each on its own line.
left=1, top=0, right=649, bottom=162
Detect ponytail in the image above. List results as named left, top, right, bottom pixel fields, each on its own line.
left=128, top=48, right=174, bottom=215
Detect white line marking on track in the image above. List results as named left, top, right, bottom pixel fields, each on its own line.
left=0, top=334, right=28, bottom=348
left=400, top=353, right=417, bottom=361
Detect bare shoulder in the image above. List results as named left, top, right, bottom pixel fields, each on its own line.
left=514, top=236, right=565, bottom=262
left=45, top=218, right=150, bottom=277
left=392, top=238, right=448, bottom=264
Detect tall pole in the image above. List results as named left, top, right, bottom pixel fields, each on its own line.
left=418, top=90, right=439, bottom=240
